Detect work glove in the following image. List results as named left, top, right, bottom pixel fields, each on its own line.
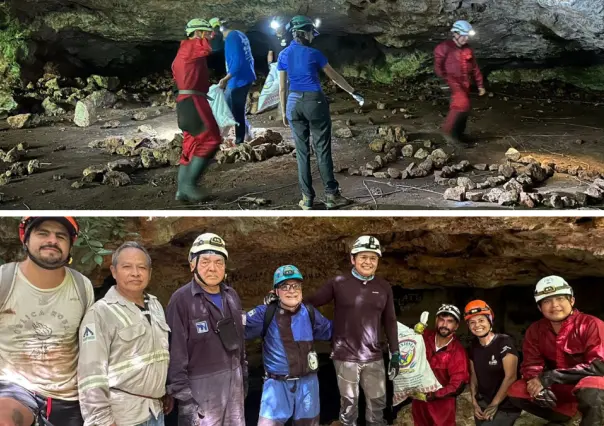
left=264, top=291, right=279, bottom=305
left=351, top=91, right=365, bottom=107
left=414, top=311, right=429, bottom=334
left=535, top=388, right=557, bottom=409
left=410, top=392, right=427, bottom=401
left=388, top=351, right=401, bottom=380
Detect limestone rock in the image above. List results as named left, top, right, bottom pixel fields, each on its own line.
left=429, top=148, right=449, bottom=168
left=413, top=148, right=430, bottom=160
left=452, top=160, right=471, bottom=172
left=592, top=178, right=604, bottom=190
left=0, top=92, right=18, bottom=114
left=369, top=139, right=386, bottom=153
left=89, top=89, right=118, bottom=109
left=457, top=177, right=476, bottom=190
left=466, top=191, right=484, bottom=202
left=526, top=163, right=548, bottom=183
left=91, top=75, right=120, bottom=91
left=485, top=188, right=505, bottom=203
left=103, top=171, right=131, bottom=187
left=82, top=165, right=107, bottom=182
left=547, top=194, right=565, bottom=209
left=373, top=171, right=389, bottom=179
left=366, top=161, right=381, bottom=171
left=498, top=190, right=519, bottom=206
left=107, top=158, right=140, bottom=173
left=387, top=167, right=401, bottom=179
left=27, top=160, right=40, bottom=175
left=503, top=178, right=524, bottom=193
left=133, top=111, right=148, bottom=121
left=417, top=158, right=433, bottom=173
left=7, top=113, right=34, bottom=129
left=498, top=164, right=516, bottom=179
left=585, top=185, right=604, bottom=200
left=505, top=147, right=521, bottom=162
left=348, top=168, right=360, bottom=176
left=422, top=140, right=433, bottom=149
left=473, top=163, right=488, bottom=171
left=519, top=192, right=536, bottom=208
left=42, top=97, right=65, bottom=115
left=335, top=127, right=353, bottom=138
left=74, top=99, right=97, bottom=127
left=376, top=102, right=386, bottom=110
left=443, top=187, right=466, bottom=201
left=3, top=148, right=22, bottom=163
left=401, top=144, right=414, bottom=157
left=489, top=164, right=499, bottom=172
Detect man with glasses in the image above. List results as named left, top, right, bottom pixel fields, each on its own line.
left=166, top=233, right=247, bottom=426
left=303, top=236, right=399, bottom=426
left=508, top=276, right=604, bottom=426
left=245, top=265, right=332, bottom=426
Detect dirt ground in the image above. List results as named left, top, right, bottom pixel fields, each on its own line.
left=1, top=81, right=603, bottom=210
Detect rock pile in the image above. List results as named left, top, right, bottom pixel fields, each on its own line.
left=0, top=143, right=39, bottom=186
left=215, top=130, right=293, bottom=164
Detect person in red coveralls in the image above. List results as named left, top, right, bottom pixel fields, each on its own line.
left=434, top=20, right=486, bottom=144
left=411, top=304, right=470, bottom=426
left=172, top=18, right=222, bottom=202
left=507, top=276, right=604, bottom=426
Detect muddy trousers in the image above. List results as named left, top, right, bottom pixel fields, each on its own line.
left=257, top=375, right=320, bottom=426
left=411, top=397, right=456, bottom=426
left=508, top=378, right=604, bottom=426
left=334, top=360, right=386, bottom=426
left=442, top=83, right=470, bottom=140
left=225, top=84, right=252, bottom=144
left=287, top=91, right=339, bottom=199
left=177, top=367, right=245, bottom=426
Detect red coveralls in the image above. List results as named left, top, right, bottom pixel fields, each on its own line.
left=508, top=310, right=604, bottom=423
left=411, top=329, right=470, bottom=426
left=172, top=37, right=222, bottom=165
left=434, top=40, right=484, bottom=136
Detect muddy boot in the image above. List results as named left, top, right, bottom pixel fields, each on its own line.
left=299, top=194, right=313, bottom=210
left=175, top=157, right=209, bottom=202
left=325, top=192, right=352, bottom=210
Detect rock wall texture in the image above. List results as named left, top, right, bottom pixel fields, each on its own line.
left=6, top=0, right=604, bottom=71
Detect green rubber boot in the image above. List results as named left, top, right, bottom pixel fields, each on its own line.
left=175, top=157, right=210, bottom=202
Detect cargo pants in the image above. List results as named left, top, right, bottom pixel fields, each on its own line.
left=334, top=360, right=386, bottom=426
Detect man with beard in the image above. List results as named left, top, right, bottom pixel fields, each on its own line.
left=78, top=242, right=173, bottom=426
left=0, top=217, right=94, bottom=426
left=301, top=236, right=399, bottom=426
left=166, top=233, right=247, bottom=426
left=411, top=304, right=469, bottom=426
left=508, top=276, right=604, bottom=426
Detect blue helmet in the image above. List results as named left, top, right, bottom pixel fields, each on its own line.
left=273, top=265, right=303, bottom=288
left=451, top=20, right=474, bottom=36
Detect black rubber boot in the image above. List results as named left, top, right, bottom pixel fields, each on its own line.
left=175, top=157, right=210, bottom=202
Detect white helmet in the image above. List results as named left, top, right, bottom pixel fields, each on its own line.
left=189, top=233, right=228, bottom=260
left=534, top=275, right=573, bottom=303
left=351, top=235, right=382, bottom=257
left=436, top=304, right=461, bottom=322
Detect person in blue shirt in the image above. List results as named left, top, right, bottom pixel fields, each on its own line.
left=245, top=265, right=333, bottom=426
left=217, top=22, right=257, bottom=145
left=278, top=15, right=364, bottom=210
left=207, top=17, right=226, bottom=75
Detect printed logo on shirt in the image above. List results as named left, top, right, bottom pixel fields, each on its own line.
left=196, top=320, right=209, bottom=334
left=82, top=324, right=96, bottom=343
left=248, top=309, right=256, bottom=317
left=489, top=355, right=498, bottom=366
left=501, top=345, right=512, bottom=354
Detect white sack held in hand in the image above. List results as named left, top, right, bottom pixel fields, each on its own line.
left=208, top=84, right=238, bottom=129
left=257, top=63, right=280, bottom=113
left=392, top=311, right=442, bottom=406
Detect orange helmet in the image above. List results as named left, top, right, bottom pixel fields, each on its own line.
left=464, top=300, right=494, bottom=323
left=19, top=216, right=79, bottom=245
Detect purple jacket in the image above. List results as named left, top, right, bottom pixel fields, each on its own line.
left=166, top=280, right=247, bottom=402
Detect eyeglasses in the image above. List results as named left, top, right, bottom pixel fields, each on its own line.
left=279, top=283, right=302, bottom=292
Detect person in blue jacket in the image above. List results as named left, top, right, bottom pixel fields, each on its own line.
left=245, top=265, right=333, bottom=426
left=217, top=22, right=257, bottom=145
left=278, top=15, right=364, bottom=210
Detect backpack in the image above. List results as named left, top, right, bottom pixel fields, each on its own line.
left=261, top=302, right=316, bottom=339
left=0, top=262, right=89, bottom=314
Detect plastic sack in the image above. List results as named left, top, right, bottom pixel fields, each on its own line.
left=392, top=313, right=442, bottom=406
left=256, top=63, right=281, bottom=113
left=208, top=84, right=238, bottom=129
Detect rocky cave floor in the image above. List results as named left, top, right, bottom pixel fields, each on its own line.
left=1, top=78, right=604, bottom=210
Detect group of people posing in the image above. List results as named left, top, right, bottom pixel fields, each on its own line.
left=1, top=217, right=602, bottom=426
left=172, top=14, right=485, bottom=210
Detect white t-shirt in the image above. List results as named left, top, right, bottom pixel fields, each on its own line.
left=0, top=266, right=94, bottom=400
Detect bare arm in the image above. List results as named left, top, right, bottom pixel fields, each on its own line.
left=490, top=353, right=519, bottom=406
left=322, top=63, right=355, bottom=94
left=470, top=360, right=479, bottom=403
left=279, top=71, right=288, bottom=121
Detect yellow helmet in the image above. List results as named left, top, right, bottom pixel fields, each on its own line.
left=209, top=17, right=222, bottom=28
left=185, top=18, right=213, bottom=36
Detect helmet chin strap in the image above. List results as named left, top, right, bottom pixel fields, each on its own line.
left=24, top=244, right=71, bottom=270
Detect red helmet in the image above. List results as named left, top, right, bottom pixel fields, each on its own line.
left=464, top=300, right=494, bottom=323
left=19, top=216, right=79, bottom=245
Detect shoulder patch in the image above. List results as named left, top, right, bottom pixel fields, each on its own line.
left=248, top=308, right=256, bottom=317
left=82, top=324, right=96, bottom=343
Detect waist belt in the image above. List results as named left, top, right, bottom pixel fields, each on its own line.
left=178, top=90, right=213, bottom=101
left=265, top=372, right=314, bottom=381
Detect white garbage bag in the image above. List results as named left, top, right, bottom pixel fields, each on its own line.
left=256, top=63, right=281, bottom=113
left=392, top=312, right=442, bottom=406
left=208, top=84, right=238, bottom=129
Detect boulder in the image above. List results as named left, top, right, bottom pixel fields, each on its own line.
left=387, top=168, right=402, bottom=179
left=526, top=163, right=548, bottom=183
left=74, top=99, right=97, bottom=127
left=466, top=191, right=484, bottom=202
left=503, top=178, right=524, bottom=193
left=335, top=127, right=353, bottom=138
left=519, top=192, right=536, bottom=208
left=473, top=163, right=488, bottom=171
left=452, top=160, right=471, bottom=172
left=417, top=158, right=434, bottom=173
left=369, top=139, right=386, bottom=153
left=505, top=147, right=521, bottom=161
left=373, top=171, right=389, bottom=179
left=498, top=164, right=516, bottom=179
left=103, top=171, right=131, bottom=187
left=457, top=177, right=476, bottom=190
left=485, top=188, right=505, bottom=203
left=413, top=148, right=430, bottom=160
left=498, top=190, right=519, bottom=206
left=0, top=92, right=18, bottom=114
left=42, top=98, right=65, bottom=115
left=585, top=185, right=604, bottom=200
left=7, top=113, right=34, bottom=129
left=107, top=158, right=140, bottom=174
left=401, top=144, right=414, bottom=157
left=443, top=187, right=466, bottom=201
left=82, top=165, right=107, bottom=183
left=88, top=89, right=118, bottom=109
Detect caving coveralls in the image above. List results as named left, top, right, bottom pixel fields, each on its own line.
left=166, top=281, right=247, bottom=426
left=245, top=303, right=333, bottom=426
left=508, top=310, right=604, bottom=425
left=172, top=37, right=222, bottom=165
left=434, top=40, right=484, bottom=140
left=411, top=329, right=469, bottom=426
